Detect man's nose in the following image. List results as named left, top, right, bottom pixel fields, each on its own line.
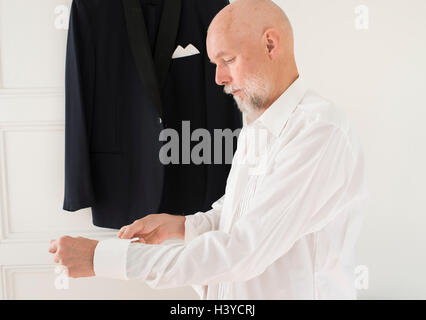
left=215, top=66, right=232, bottom=86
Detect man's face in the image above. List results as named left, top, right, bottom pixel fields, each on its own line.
left=207, top=30, right=271, bottom=115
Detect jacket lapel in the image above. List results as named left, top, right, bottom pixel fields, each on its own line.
left=122, top=0, right=163, bottom=118
left=154, top=0, right=182, bottom=90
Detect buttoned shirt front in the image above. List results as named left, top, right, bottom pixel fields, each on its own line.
left=93, top=76, right=368, bottom=299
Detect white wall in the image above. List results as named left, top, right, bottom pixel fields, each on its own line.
left=275, top=0, right=426, bottom=299
left=0, top=0, right=425, bottom=299
left=0, top=0, right=198, bottom=300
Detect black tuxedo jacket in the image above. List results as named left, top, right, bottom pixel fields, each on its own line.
left=63, top=0, right=242, bottom=229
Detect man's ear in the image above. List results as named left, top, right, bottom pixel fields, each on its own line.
left=263, top=28, right=280, bottom=59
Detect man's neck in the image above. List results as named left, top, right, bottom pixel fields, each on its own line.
left=244, top=109, right=264, bottom=126
left=268, top=73, right=300, bottom=108
left=243, top=72, right=300, bottom=126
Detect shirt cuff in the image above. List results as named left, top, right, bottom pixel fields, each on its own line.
left=93, top=238, right=135, bottom=280
left=184, top=214, right=201, bottom=244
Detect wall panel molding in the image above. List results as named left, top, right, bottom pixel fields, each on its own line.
left=1, top=265, right=57, bottom=300
left=0, top=88, right=64, bottom=98
left=0, top=123, right=118, bottom=244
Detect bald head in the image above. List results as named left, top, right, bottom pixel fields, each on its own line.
left=208, top=0, right=294, bottom=54
left=206, top=0, right=299, bottom=124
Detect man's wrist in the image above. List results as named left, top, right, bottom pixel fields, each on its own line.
left=177, top=215, right=186, bottom=240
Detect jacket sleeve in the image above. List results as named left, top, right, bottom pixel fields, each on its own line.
left=62, top=0, right=96, bottom=211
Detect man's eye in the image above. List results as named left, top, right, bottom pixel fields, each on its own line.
left=224, top=58, right=235, bottom=64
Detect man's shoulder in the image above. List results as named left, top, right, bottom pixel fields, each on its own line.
left=285, top=89, right=363, bottom=160
left=294, top=89, right=351, bottom=134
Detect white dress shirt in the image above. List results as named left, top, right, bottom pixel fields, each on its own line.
left=94, top=76, right=368, bottom=299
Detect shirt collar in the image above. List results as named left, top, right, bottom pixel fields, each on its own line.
left=249, top=76, right=308, bottom=138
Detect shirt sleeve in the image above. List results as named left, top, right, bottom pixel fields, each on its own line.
left=93, top=122, right=365, bottom=290
left=184, top=194, right=225, bottom=243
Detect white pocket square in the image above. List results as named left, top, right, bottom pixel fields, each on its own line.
left=172, top=44, right=200, bottom=59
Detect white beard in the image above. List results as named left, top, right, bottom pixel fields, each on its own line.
left=225, top=73, right=271, bottom=118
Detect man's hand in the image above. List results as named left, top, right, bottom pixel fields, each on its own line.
left=49, top=236, right=99, bottom=278
left=118, top=213, right=186, bottom=244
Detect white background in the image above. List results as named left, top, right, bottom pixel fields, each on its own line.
left=279, top=0, right=426, bottom=299
left=0, top=0, right=425, bottom=299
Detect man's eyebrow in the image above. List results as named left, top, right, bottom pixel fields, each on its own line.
left=215, top=51, right=227, bottom=59
left=209, top=51, right=229, bottom=65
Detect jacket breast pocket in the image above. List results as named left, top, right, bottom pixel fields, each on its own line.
left=90, top=101, right=121, bottom=154
left=170, top=53, right=203, bottom=79
left=169, top=53, right=204, bottom=115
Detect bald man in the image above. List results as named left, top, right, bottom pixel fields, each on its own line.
left=208, top=0, right=299, bottom=125
left=49, top=0, right=366, bottom=299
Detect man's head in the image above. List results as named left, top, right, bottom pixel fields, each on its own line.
left=207, top=0, right=299, bottom=124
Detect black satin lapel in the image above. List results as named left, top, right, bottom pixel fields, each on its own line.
left=122, top=0, right=163, bottom=118
left=154, top=0, right=182, bottom=90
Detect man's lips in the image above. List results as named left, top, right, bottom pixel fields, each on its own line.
left=225, top=87, right=243, bottom=96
